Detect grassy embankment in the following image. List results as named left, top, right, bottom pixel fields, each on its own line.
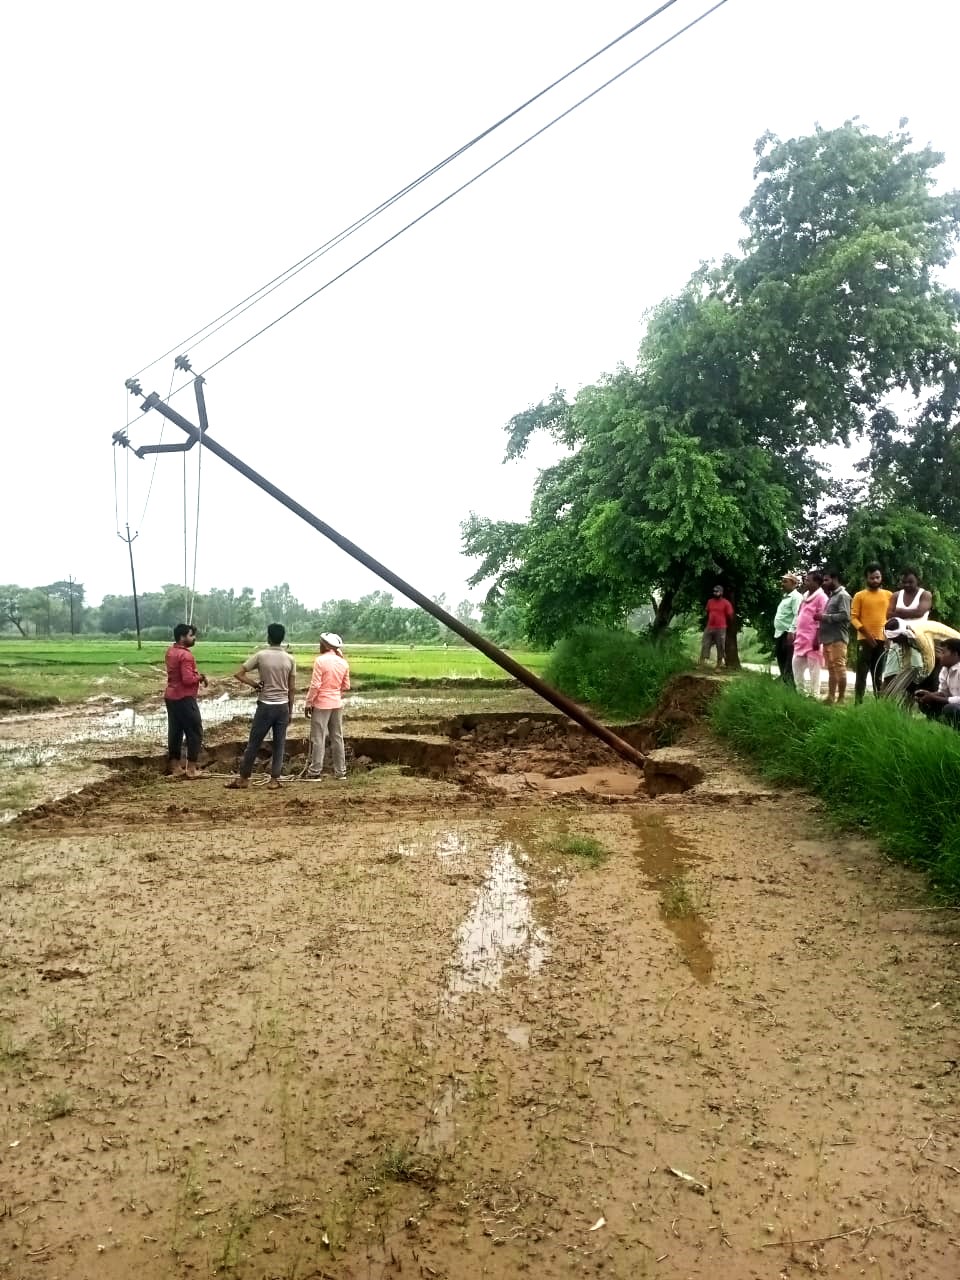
left=712, top=675, right=960, bottom=898
left=545, top=626, right=691, bottom=718
left=0, top=639, right=549, bottom=705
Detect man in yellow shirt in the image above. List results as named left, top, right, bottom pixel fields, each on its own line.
left=850, top=563, right=892, bottom=703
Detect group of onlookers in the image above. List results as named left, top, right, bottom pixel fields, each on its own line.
left=702, top=568, right=960, bottom=727
left=772, top=566, right=960, bottom=725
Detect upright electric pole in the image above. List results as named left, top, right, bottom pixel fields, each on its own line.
left=118, top=524, right=143, bottom=649
left=67, top=574, right=76, bottom=635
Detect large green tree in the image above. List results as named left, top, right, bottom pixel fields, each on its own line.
left=820, top=500, right=960, bottom=621
left=464, top=122, right=960, bottom=659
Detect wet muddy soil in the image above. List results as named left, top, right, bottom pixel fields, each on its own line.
left=1, top=680, right=959, bottom=1279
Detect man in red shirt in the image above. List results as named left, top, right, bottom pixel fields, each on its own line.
left=700, top=586, right=734, bottom=669
left=164, top=623, right=208, bottom=779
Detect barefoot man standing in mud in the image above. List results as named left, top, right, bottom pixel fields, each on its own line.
left=164, top=623, right=208, bottom=779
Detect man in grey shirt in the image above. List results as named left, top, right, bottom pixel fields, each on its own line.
left=820, top=568, right=852, bottom=705
left=226, top=623, right=296, bottom=789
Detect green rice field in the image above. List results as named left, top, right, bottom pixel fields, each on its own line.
left=0, top=639, right=548, bottom=704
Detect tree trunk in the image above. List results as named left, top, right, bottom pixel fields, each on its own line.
left=725, top=594, right=742, bottom=670
left=650, top=590, right=676, bottom=638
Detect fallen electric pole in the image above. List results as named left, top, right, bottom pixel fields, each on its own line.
left=115, top=365, right=645, bottom=769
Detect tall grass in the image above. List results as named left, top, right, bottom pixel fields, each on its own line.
left=544, top=627, right=690, bottom=718
left=711, top=676, right=960, bottom=898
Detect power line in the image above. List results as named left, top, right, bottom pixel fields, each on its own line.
left=199, top=0, right=732, bottom=380
left=137, top=367, right=176, bottom=529
left=123, top=0, right=732, bottom=428
left=131, top=1, right=683, bottom=379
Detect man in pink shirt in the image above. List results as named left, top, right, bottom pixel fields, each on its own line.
left=304, top=632, right=351, bottom=780
left=791, top=570, right=827, bottom=697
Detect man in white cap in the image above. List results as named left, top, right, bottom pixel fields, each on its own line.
left=304, top=633, right=350, bottom=780
left=772, top=573, right=802, bottom=685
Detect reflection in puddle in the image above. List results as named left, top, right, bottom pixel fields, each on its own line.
left=416, top=1077, right=463, bottom=1154
left=435, top=830, right=470, bottom=858
left=0, top=695, right=259, bottom=765
left=504, top=1023, right=531, bottom=1049
left=0, top=692, right=469, bottom=763
left=444, top=841, right=548, bottom=1004
left=65, top=695, right=256, bottom=745
left=633, top=812, right=714, bottom=984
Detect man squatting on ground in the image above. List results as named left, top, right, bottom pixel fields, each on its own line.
left=227, top=623, right=296, bottom=789
left=819, top=568, right=852, bottom=706
left=164, top=623, right=208, bottom=778
left=305, top=633, right=350, bottom=780
left=915, top=637, right=960, bottom=728
left=700, top=585, right=734, bottom=669
left=850, top=563, right=892, bottom=703
left=773, top=573, right=802, bottom=685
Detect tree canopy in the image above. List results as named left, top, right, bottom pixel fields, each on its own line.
left=464, top=121, right=960, bottom=650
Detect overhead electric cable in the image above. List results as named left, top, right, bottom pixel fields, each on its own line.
left=188, top=398, right=203, bottom=625
left=112, top=440, right=120, bottom=536
left=137, top=367, right=176, bottom=529
left=122, top=0, right=732, bottom=430
left=198, top=0, right=732, bottom=380
left=130, top=0, right=683, bottom=378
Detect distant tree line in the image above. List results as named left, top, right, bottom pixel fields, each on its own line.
left=0, top=581, right=529, bottom=647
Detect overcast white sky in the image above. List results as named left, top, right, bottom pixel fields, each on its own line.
left=3, top=0, right=959, bottom=611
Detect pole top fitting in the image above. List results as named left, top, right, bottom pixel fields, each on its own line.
left=112, top=429, right=130, bottom=448
left=124, top=378, right=143, bottom=398
left=174, top=354, right=193, bottom=373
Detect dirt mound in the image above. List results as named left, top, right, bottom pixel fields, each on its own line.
left=0, top=683, right=60, bottom=714
left=652, top=671, right=723, bottom=720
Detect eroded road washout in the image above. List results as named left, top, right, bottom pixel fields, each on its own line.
left=2, top=674, right=721, bottom=828
left=2, top=676, right=959, bottom=1279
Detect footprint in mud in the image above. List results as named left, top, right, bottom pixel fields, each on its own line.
left=633, top=811, right=714, bottom=983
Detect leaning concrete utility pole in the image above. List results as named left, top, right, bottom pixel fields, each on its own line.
left=115, top=365, right=645, bottom=768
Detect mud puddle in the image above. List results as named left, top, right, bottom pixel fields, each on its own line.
left=399, top=831, right=550, bottom=1005
left=485, top=765, right=643, bottom=797
left=633, top=809, right=714, bottom=982
left=443, top=839, right=548, bottom=1003
left=417, top=1077, right=466, bottom=1155
left=418, top=831, right=548, bottom=1155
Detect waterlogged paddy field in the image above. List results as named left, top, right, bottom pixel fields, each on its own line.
left=0, top=641, right=549, bottom=705
left=1, top=688, right=959, bottom=1279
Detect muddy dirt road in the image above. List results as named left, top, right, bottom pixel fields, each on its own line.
left=1, top=686, right=959, bottom=1279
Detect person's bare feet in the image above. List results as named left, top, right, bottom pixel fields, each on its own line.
left=266, top=778, right=282, bottom=789
left=225, top=777, right=249, bottom=790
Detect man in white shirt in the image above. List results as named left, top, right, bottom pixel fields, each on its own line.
left=772, top=573, right=802, bottom=685
left=915, top=637, right=960, bottom=729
